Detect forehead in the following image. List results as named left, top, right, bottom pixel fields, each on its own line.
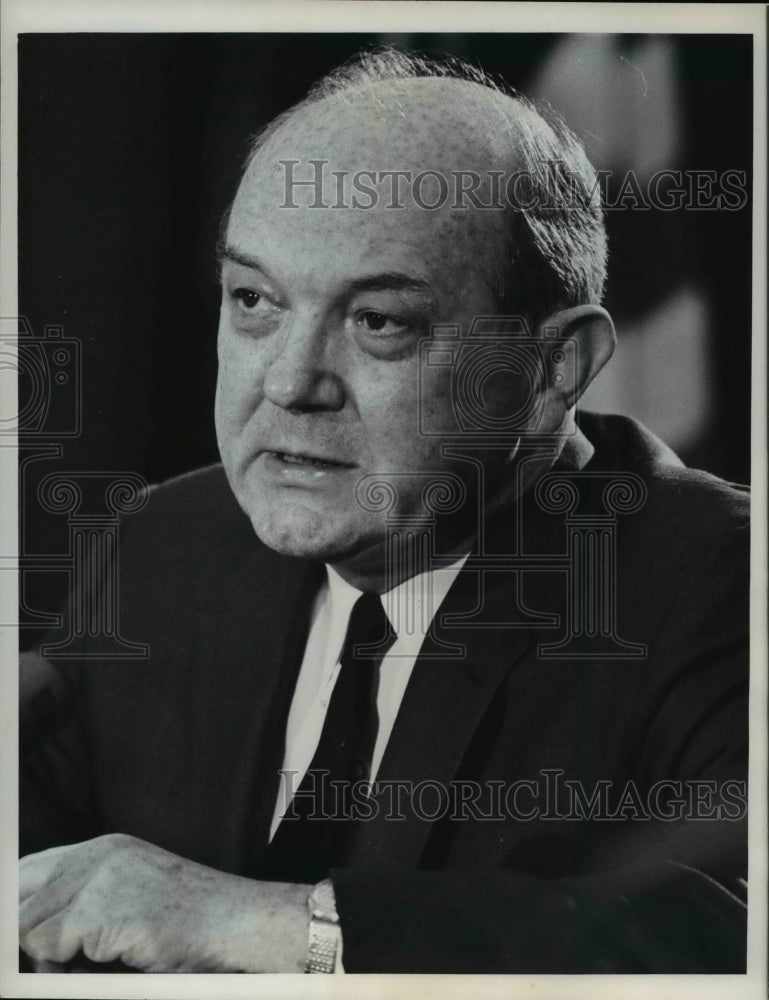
left=226, top=81, right=514, bottom=294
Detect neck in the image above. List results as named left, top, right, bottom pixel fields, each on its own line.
left=329, top=425, right=589, bottom=592
left=328, top=520, right=478, bottom=593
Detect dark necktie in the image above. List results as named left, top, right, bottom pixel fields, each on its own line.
left=262, top=591, right=396, bottom=883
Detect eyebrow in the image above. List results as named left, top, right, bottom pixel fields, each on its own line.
left=218, top=244, right=437, bottom=306
left=217, top=244, right=266, bottom=272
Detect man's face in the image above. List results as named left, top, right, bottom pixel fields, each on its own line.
left=215, top=98, right=522, bottom=577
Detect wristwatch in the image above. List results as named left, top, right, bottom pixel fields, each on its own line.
left=306, top=878, right=341, bottom=973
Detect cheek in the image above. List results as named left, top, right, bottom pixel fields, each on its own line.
left=213, top=378, right=231, bottom=458
left=357, top=364, right=460, bottom=471
left=351, top=366, right=419, bottom=456
left=402, top=364, right=459, bottom=449
left=215, top=329, right=264, bottom=434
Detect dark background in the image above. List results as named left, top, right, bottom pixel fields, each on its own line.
left=17, top=33, right=753, bottom=639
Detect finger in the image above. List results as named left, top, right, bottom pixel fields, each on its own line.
left=20, top=843, right=82, bottom=901
left=21, top=912, right=82, bottom=965
left=31, top=958, right=69, bottom=973
left=25, top=905, right=131, bottom=967
left=20, top=874, right=78, bottom=938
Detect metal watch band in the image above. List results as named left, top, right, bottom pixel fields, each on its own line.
left=306, top=878, right=341, bottom=974
left=306, top=918, right=340, bottom=973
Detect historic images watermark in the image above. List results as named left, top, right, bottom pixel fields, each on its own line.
left=275, top=769, right=747, bottom=823
left=279, top=159, right=748, bottom=212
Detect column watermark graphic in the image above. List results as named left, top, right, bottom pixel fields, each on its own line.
left=533, top=471, right=646, bottom=658
left=4, top=316, right=149, bottom=657
left=36, top=473, right=149, bottom=659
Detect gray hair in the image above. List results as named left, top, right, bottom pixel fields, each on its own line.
left=240, top=48, right=608, bottom=331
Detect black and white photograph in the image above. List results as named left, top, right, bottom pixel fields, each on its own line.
left=2, top=2, right=765, bottom=997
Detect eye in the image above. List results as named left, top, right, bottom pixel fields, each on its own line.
left=357, top=310, right=411, bottom=336
left=232, top=288, right=262, bottom=310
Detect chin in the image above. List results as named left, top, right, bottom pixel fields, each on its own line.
left=248, top=503, right=366, bottom=564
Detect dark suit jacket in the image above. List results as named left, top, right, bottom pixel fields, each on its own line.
left=21, top=412, right=749, bottom=973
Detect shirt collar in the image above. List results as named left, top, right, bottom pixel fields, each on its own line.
left=325, top=552, right=469, bottom=645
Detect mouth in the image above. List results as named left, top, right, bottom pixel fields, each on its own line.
left=267, top=450, right=356, bottom=471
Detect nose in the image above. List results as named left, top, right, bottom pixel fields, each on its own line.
left=262, top=314, right=344, bottom=412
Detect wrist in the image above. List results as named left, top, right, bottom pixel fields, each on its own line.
left=306, top=878, right=342, bottom=973
left=218, top=876, right=310, bottom=973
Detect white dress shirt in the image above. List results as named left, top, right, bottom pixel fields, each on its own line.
left=269, top=553, right=468, bottom=840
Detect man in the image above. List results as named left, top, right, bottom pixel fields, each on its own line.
left=19, top=50, right=748, bottom=974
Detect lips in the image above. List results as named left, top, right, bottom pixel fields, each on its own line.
left=269, top=449, right=355, bottom=470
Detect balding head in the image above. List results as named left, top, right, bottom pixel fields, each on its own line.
left=234, top=50, right=607, bottom=328
left=253, top=74, right=525, bottom=175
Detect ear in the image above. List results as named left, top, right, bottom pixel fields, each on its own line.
left=538, top=304, right=616, bottom=408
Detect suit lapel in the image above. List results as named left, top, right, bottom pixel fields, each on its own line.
left=189, top=540, right=323, bottom=872
left=349, top=566, right=536, bottom=869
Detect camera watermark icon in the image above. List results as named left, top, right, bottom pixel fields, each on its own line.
left=0, top=316, right=82, bottom=439
left=418, top=316, right=576, bottom=442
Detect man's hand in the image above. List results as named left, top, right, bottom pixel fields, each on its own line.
left=20, top=833, right=311, bottom=972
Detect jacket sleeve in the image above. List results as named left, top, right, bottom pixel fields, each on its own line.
left=20, top=649, right=101, bottom=858
left=332, top=860, right=745, bottom=973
